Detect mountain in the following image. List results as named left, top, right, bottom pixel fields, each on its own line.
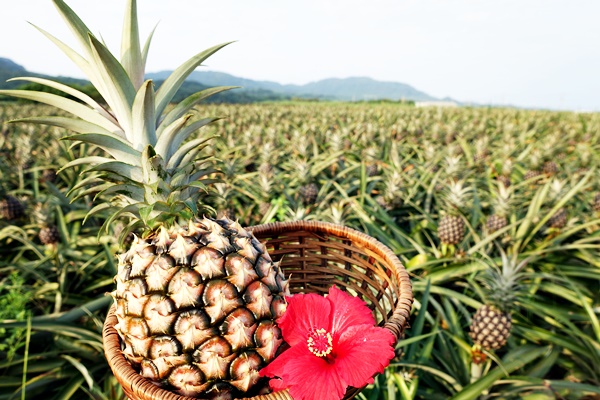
left=147, top=70, right=437, bottom=102
left=0, top=57, right=33, bottom=88
left=2, top=57, right=438, bottom=103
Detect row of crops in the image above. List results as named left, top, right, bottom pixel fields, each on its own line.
left=1, top=101, right=599, bottom=399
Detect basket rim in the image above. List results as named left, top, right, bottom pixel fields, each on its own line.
left=102, top=220, right=413, bottom=400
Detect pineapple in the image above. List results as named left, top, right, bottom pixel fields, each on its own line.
left=0, top=192, right=25, bottom=221
left=486, top=183, right=512, bottom=234
left=523, top=149, right=543, bottom=184
left=33, top=202, right=60, bottom=245
left=542, top=160, right=559, bottom=176
left=546, top=179, right=568, bottom=230
left=1, top=1, right=289, bottom=397
left=472, top=135, right=490, bottom=165
left=375, top=169, right=404, bottom=211
left=290, top=159, right=320, bottom=205
left=298, top=182, right=319, bottom=205
left=593, top=192, right=600, bottom=213
left=470, top=249, right=529, bottom=352
left=437, top=180, right=471, bottom=246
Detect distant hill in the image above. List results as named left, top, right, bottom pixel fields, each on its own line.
left=2, top=57, right=439, bottom=103
left=147, top=70, right=437, bottom=102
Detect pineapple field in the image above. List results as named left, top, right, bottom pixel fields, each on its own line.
left=1, top=100, right=599, bottom=399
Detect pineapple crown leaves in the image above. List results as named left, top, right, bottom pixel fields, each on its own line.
left=0, top=0, right=238, bottom=233
left=440, top=179, right=473, bottom=215
left=476, top=247, right=532, bottom=311
left=488, top=181, right=514, bottom=217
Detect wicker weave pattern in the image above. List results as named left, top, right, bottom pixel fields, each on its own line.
left=103, top=221, right=413, bottom=400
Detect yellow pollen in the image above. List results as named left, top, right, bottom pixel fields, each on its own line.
left=307, top=328, right=333, bottom=357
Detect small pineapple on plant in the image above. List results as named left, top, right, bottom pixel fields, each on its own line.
left=546, top=179, right=569, bottom=231
left=33, top=201, right=60, bottom=246
left=1, top=0, right=289, bottom=397
left=437, top=180, right=472, bottom=256
left=0, top=187, right=25, bottom=222
left=485, top=182, right=513, bottom=236
left=522, top=148, right=543, bottom=185
left=470, top=249, right=530, bottom=359
left=593, top=192, right=600, bottom=214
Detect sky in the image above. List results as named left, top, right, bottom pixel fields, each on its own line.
left=1, top=0, right=600, bottom=111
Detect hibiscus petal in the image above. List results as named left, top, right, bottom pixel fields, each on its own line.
left=334, top=324, right=396, bottom=389
left=262, top=344, right=347, bottom=400
left=278, top=292, right=331, bottom=346
left=327, top=286, right=375, bottom=336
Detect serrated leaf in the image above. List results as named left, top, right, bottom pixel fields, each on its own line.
left=157, top=86, right=235, bottom=134
left=167, top=138, right=213, bottom=170
left=154, top=114, right=192, bottom=158
left=98, top=183, right=144, bottom=201
left=139, top=204, right=154, bottom=224
left=64, top=133, right=141, bottom=165
left=166, top=119, right=219, bottom=162
left=154, top=41, right=234, bottom=118
left=11, top=116, right=115, bottom=137
left=49, top=0, right=112, bottom=100
left=88, top=161, right=143, bottom=182
left=141, top=24, right=157, bottom=69
left=58, top=156, right=116, bottom=174
left=131, top=80, right=157, bottom=150
left=120, top=0, right=144, bottom=89
left=7, top=76, right=119, bottom=127
left=0, top=90, right=119, bottom=133
left=141, top=145, right=163, bottom=185
left=87, top=33, right=136, bottom=138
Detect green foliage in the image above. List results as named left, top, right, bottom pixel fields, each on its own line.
left=12, top=82, right=103, bottom=104
left=0, top=272, right=31, bottom=362
left=1, top=102, right=599, bottom=399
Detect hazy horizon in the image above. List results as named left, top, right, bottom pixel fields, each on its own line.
left=2, top=1, right=599, bottom=111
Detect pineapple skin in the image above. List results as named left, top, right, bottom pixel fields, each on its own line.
left=548, top=208, right=567, bottom=229
left=594, top=192, right=600, bottom=213
left=298, top=183, right=319, bottom=205
left=39, top=225, right=60, bottom=245
left=113, top=217, right=289, bottom=397
left=438, top=215, right=465, bottom=245
left=486, top=215, right=507, bottom=233
left=0, top=195, right=25, bottom=221
left=469, top=305, right=512, bottom=350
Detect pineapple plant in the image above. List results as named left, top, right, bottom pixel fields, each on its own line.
left=593, top=192, right=600, bottom=214
left=547, top=179, right=568, bottom=230
left=0, top=189, right=25, bottom=221
left=33, top=202, right=60, bottom=245
left=437, top=180, right=471, bottom=249
left=523, top=149, right=543, bottom=184
left=486, top=182, right=512, bottom=234
left=1, top=0, right=289, bottom=397
left=470, top=249, right=529, bottom=352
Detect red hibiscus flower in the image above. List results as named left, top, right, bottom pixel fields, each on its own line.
left=260, top=285, right=396, bottom=400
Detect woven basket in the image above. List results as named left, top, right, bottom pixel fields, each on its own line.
left=103, top=220, right=413, bottom=400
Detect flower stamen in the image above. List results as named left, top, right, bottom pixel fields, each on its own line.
left=307, top=328, right=333, bottom=357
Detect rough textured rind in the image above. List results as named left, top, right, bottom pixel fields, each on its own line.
left=112, top=217, right=289, bottom=397
left=438, top=215, right=465, bottom=245
left=469, top=305, right=512, bottom=350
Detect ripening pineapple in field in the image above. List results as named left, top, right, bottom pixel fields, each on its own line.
left=486, top=183, right=513, bottom=234
left=523, top=149, right=543, bottom=184
left=546, top=179, right=568, bottom=230
left=470, top=249, right=529, bottom=352
left=33, top=202, right=60, bottom=245
left=593, top=192, right=600, bottom=214
left=542, top=160, right=559, bottom=176
left=1, top=1, right=289, bottom=397
left=437, top=180, right=471, bottom=246
left=0, top=191, right=25, bottom=221
left=472, top=135, right=490, bottom=165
